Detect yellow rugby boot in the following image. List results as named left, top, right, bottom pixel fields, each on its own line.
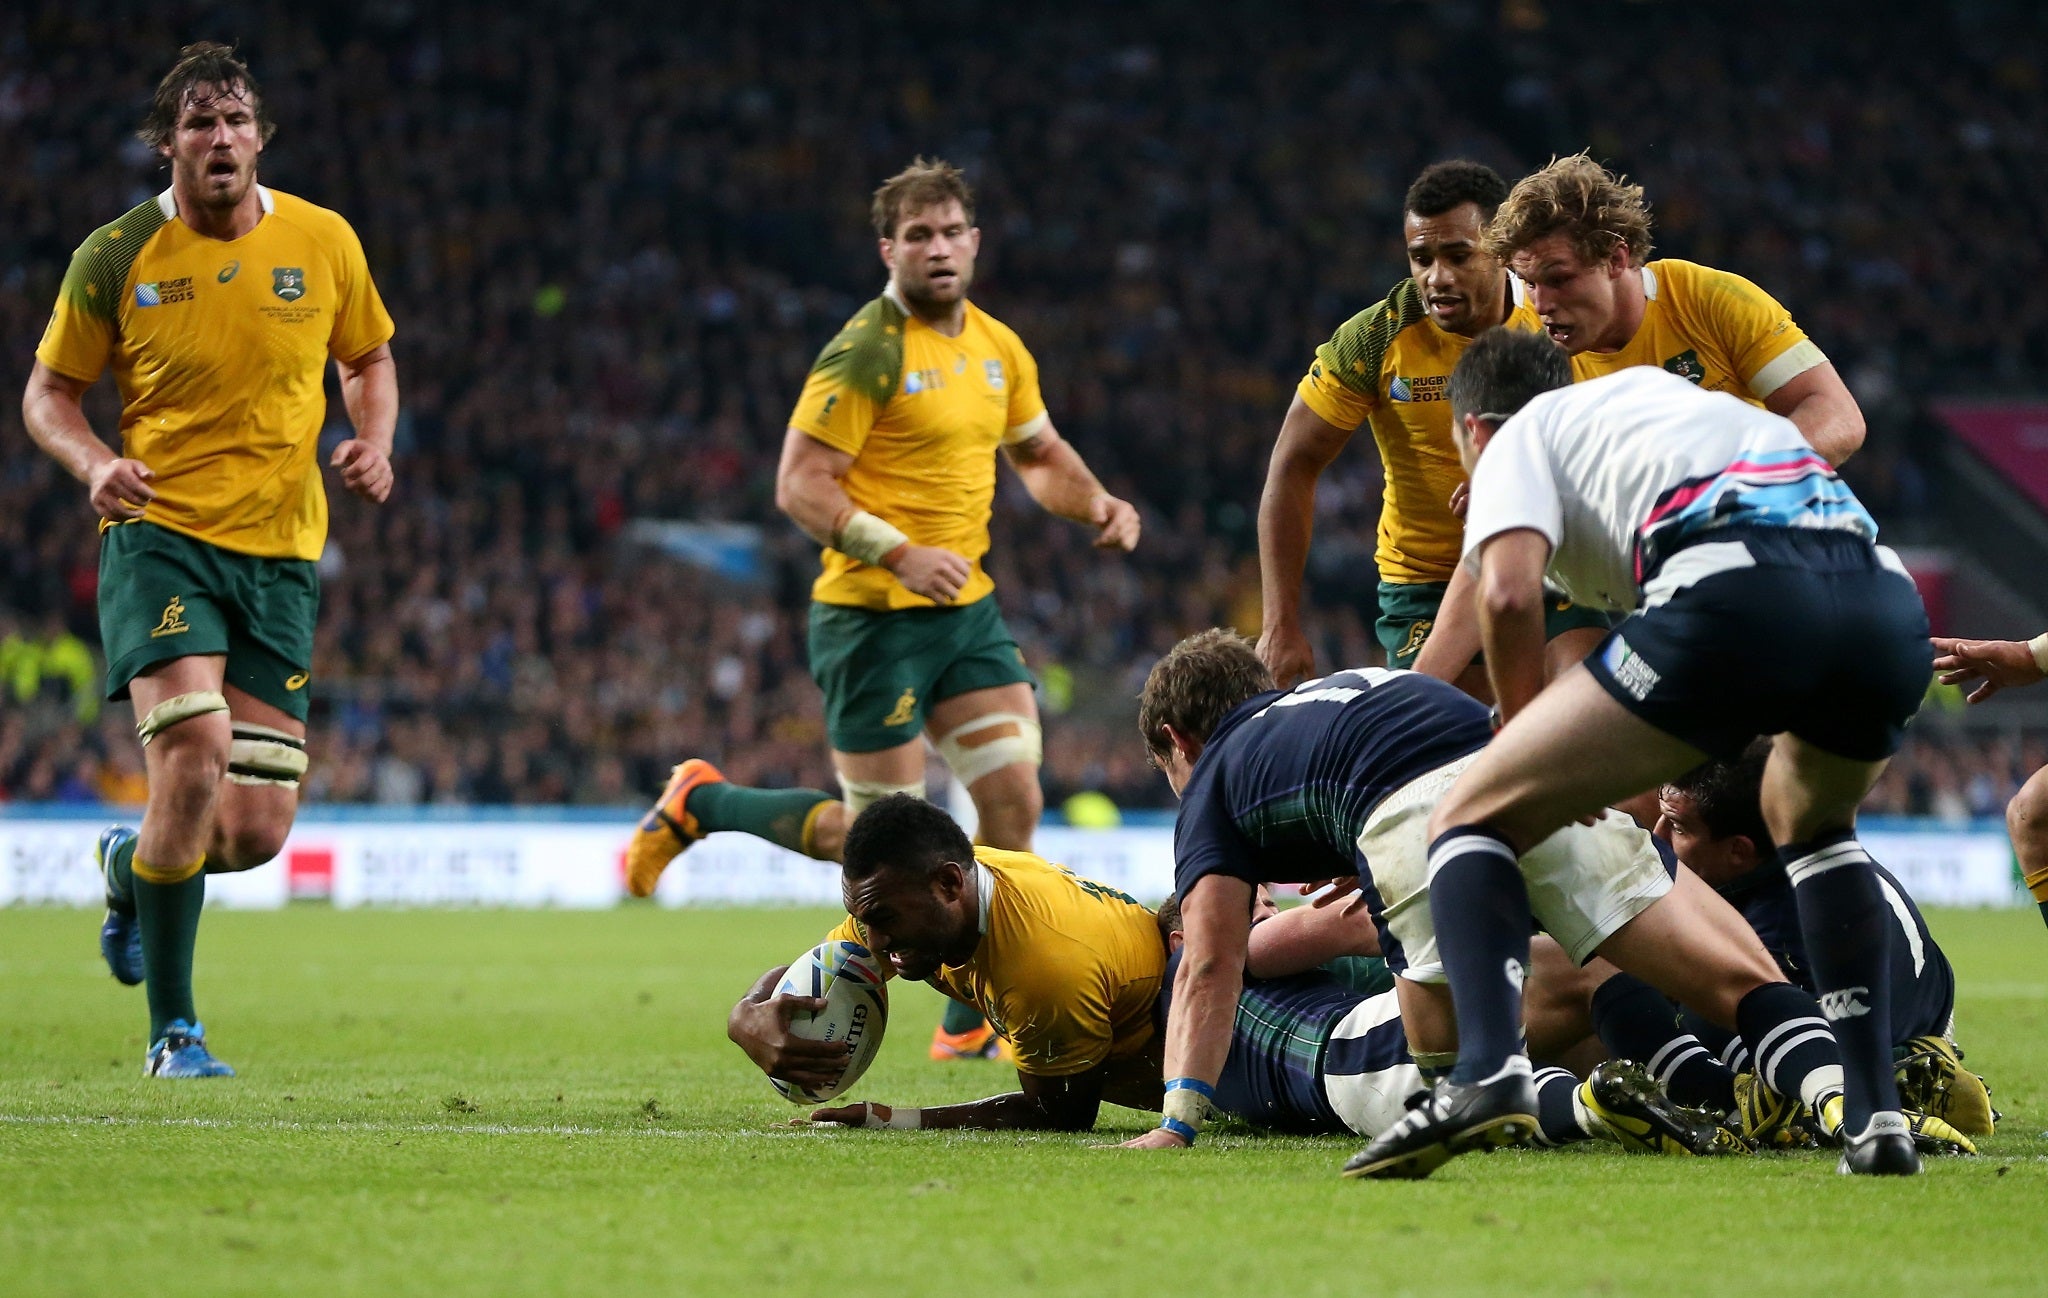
left=1896, top=1035, right=1997, bottom=1137
left=625, top=760, right=726, bottom=898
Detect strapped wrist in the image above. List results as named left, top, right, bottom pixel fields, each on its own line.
left=833, top=510, right=911, bottom=567
left=1161, top=1077, right=1216, bottom=1141
left=2029, top=632, right=2048, bottom=675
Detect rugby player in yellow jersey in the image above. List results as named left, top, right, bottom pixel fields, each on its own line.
left=1409, top=153, right=1871, bottom=684
left=1258, top=162, right=1609, bottom=693
left=727, top=796, right=1167, bottom=1129
left=20, top=44, right=396, bottom=1077
left=624, top=159, right=1139, bottom=1059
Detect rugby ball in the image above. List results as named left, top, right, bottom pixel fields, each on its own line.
left=768, top=940, right=889, bottom=1104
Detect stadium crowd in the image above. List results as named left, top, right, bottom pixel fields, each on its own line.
left=2, top=1, right=2044, bottom=810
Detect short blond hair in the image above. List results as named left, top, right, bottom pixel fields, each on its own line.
left=1484, top=153, right=1653, bottom=268
left=870, top=157, right=974, bottom=239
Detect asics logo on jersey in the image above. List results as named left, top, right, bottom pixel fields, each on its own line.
left=1819, top=987, right=1871, bottom=1020
left=218, top=261, right=240, bottom=283
left=1504, top=958, right=1525, bottom=994
left=149, top=596, right=190, bottom=639
left=285, top=673, right=310, bottom=691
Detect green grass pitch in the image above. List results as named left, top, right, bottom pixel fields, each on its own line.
left=3, top=904, right=2046, bottom=1297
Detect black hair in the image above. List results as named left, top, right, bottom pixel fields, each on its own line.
left=1405, top=160, right=1511, bottom=221
left=1666, top=737, right=1776, bottom=854
left=841, top=794, right=974, bottom=883
left=1447, top=326, right=1573, bottom=426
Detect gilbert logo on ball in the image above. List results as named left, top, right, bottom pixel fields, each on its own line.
left=768, top=940, right=889, bottom=1104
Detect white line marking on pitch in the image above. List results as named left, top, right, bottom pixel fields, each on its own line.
left=0, top=1113, right=826, bottom=1140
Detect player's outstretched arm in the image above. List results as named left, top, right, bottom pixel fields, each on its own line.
left=1002, top=423, right=1139, bottom=551
left=1763, top=361, right=1864, bottom=468
left=1256, top=396, right=1356, bottom=687
left=1123, top=873, right=1252, bottom=1150
left=21, top=361, right=156, bottom=521
left=775, top=428, right=972, bottom=603
left=1245, top=892, right=1380, bottom=979
left=811, top=1064, right=1108, bottom=1133
left=727, top=965, right=850, bottom=1092
left=1933, top=635, right=2048, bottom=704
left=332, top=343, right=399, bottom=504
left=1412, top=552, right=1486, bottom=687
left=1475, top=529, right=1552, bottom=723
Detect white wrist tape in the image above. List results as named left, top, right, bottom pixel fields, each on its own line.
left=2030, top=632, right=2048, bottom=675
left=1162, top=1085, right=1214, bottom=1135
left=833, top=510, right=910, bottom=567
left=862, top=1103, right=922, bottom=1130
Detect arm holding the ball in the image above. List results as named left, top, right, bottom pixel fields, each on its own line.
left=728, top=965, right=851, bottom=1093
left=811, top=1062, right=1109, bottom=1132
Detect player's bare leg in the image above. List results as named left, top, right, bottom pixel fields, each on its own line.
left=203, top=684, right=302, bottom=872
left=926, top=682, right=1043, bottom=852
left=1758, top=732, right=1919, bottom=1170
left=115, top=656, right=237, bottom=1076
left=924, top=682, right=1042, bottom=1056
left=2010, top=765, right=2048, bottom=926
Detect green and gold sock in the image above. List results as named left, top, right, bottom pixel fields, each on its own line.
left=685, top=784, right=835, bottom=857
left=133, top=859, right=206, bottom=1040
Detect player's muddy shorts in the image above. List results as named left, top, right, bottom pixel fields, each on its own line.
left=99, top=520, right=319, bottom=721
left=1375, top=579, right=1613, bottom=669
left=1583, top=528, right=1929, bottom=762
left=808, top=595, right=1034, bottom=753
left=1354, top=752, right=1672, bottom=982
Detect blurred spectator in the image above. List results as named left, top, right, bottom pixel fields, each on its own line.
left=2, top=2, right=2044, bottom=810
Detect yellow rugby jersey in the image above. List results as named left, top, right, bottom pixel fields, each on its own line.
left=37, top=188, right=394, bottom=561
left=789, top=287, right=1048, bottom=611
left=828, top=847, right=1166, bottom=1083
left=1297, top=278, right=1544, bottom=585
left=1568, top=259, right=1824, bottom=406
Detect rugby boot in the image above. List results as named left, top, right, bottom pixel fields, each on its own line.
left=144, top=1019, right=235, bottom=1078
left=930, top=1022, right=1004, bottom=1061
left=1732, top=1071, right=1809, bottom=1148
left=1579, top=1060, right=1730, bottom=1156
left=1895, top=1034, right=1997, bottom=1137
left=1837, top=1114, right=1921, bottom=1176
left=625, top=760, right=725, bottom=898
left=96, top=825, right=144, bottom=986
left=1901, top=1109, right=1975, bottom=1156
left=1341, top=1070, right=1539, bottom=1181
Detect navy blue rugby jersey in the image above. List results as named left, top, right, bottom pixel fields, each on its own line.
left=1172, top=668, right=1494, bottom=895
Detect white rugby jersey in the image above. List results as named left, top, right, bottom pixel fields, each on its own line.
left=1461, top=367, right=1876, bottom=614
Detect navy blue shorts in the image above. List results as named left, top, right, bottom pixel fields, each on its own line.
left=1584, top=529, right=1930, bottom=762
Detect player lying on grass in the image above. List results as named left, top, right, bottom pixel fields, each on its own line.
left=1152, top=891, right=1737, bottom=1156
left=727, top=795, right=1166, bottom=1130
left=1120, top=629, right=1851, bottom=1172
left=1531, top=740, right=1991, bottom=1143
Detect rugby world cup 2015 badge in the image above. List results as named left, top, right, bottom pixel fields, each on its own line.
left=271, top=267, right=306, bottom=301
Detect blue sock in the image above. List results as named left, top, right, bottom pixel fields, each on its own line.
left=1428, top=826, right=1532, bottom=1085
left=1783, top=832, right=1897, bottom=1132
left=1591, top=973, right=1736, bottom=1112
left=1735, top=981, right=1843, bottom=1122
left=1531, top=1067, right=1593, bottom=1145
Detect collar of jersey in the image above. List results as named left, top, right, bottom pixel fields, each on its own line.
left=973, top=860, right=993, bottom=936
left=156, top=185, right=276, bottom=221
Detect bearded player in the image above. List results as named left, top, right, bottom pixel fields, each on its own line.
left=1258, top=161, right=1609, bottom=692
left=21, top=44, right=396, bottom=1076
left=626, top=158, right=1140, bottom=1058
left=1412, top=153, right=1867, bottom=682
